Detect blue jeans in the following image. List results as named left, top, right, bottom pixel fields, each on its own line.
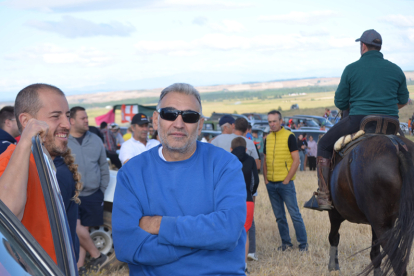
left=266, top=181, right=307, bottom=248
left=299, top=151, right=305, bottom=171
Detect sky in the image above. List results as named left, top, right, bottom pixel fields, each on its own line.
left=0, top=0, right=413, bottom=101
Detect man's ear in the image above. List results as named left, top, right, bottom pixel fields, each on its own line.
left=69, top=117, right=75, bottom=125
left=19, top=113, right=33, bottom=130
left=152, top=111, right=159, bottom=130
left=197, top=117, right=205, bottom=136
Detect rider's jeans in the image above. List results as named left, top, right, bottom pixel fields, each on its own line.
left=266, top=180, right=308, bottom=248
left=317, top=115, right=366, bottom=159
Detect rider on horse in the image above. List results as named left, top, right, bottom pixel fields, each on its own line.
left=305, top=29, right=410, bottom=211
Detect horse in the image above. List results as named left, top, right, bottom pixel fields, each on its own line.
left=328, top=134, right=414, bottom=276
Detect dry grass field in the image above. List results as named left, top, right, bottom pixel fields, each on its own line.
left=100, top=171, right=414, bottom=276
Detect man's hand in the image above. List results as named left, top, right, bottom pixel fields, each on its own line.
left=265, top=178, right=269, bottom=185
left=19, top=119, right=49, bottom=147
left=282, top=179, right=290, bottom=185
left=139, top=216, right=162, bottom=235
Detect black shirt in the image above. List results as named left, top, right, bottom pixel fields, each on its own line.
left=297, top=138, right=308, bottom=152
left=263, top=133, right=298, bottom=155
left=75, top=133, right=86, bottom=145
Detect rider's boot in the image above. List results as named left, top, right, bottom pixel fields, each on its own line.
left=304, top=156, right=333, bottom=211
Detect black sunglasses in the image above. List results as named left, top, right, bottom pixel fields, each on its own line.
left=158, top=108, right=201, bottom=124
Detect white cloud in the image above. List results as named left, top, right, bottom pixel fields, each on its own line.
left=258, top=10, right=337, bottom=24
left=3, top=0, right=250, bottom=12
left=5, top=44, right=113, bottom=67
left=209, top=20, right=245, bottom=33
left=26, top=16, right=136, bottom=38
left=192, top=16, right=208, bottom=26
left=380, top=14, right=414, bottom=28
left=134, top=33, right=355, bottom=55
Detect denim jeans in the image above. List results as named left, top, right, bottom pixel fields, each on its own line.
left=299, top=151, right=305, bottom=171
left=266, top=181, right=307, bottom=248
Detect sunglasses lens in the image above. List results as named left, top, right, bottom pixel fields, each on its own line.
left=160, top=109, right=178, bottom=121
left=182, top=111, right=200, bottom=123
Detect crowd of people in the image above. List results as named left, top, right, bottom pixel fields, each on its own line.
left=0, top=28, right=410, bottom=276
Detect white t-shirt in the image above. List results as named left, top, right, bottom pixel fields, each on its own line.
left=119, top=138, right=160, bottom=164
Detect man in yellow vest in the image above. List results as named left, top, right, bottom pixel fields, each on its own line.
left=263, top=110, right=308, bottom=251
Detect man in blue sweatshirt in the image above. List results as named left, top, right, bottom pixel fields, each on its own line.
left=113, top=83, right=247, bottom=276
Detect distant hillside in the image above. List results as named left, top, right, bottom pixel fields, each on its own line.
left=66, top=71, right=414, bottom=106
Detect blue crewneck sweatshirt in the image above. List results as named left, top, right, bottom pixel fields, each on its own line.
left=113, top=141, right=246, bottom=276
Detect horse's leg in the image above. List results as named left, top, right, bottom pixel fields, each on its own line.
left=370, top=227, right=382, bottom=276
left=328, top=209, right=344, bottom=273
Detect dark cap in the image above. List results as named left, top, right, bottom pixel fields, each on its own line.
left=131, top=113, right=149, bottom=125
left=355, top=29, right=382, bottom=47
left=219, top=115, right=235, bottom=126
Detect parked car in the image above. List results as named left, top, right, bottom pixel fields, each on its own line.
left=294, top=115, right=334, bottom=129
left=290, top=104, right=299, bottom=110
left=198, top=130, right=222, bottom=141
left=0, top=136, right=78, bottom=275
left=283, top=116, right=320, bottom=129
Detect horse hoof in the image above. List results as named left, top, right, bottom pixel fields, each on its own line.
left=329, top=271, right=340, bottom=276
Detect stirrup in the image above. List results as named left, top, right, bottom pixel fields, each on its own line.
left=304, top=193, right=333, bottom=211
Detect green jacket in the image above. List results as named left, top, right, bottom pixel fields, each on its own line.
left=334, top=50, right=409, bottom=117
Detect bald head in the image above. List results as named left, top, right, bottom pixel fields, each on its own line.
left=15, top=83, right=65, bottom=132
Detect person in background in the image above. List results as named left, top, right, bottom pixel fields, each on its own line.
left=263, top=110, right=308, bottom=251
left=201, top=133, right=211, bottom=143
left=0, top=106, right=19, bottom=154
left=112, top=83, right=246, bottom=275
left=323, top=108, right=331, bottom=118
left=307, top=136, right=317, bottom=171
left=320, top=122, right=326, bottom=131
left=123, top=126, right=133, bottom=141
left=68, top=106, right=110, bottom=274
left=110, top=123, right=124, bottom=147
left=302, top=133, right=308, bottom=170
left=246, top=124, right=253, bottom=140
left=297, top=134, right=307, bottom=171
left=88, top=125, right=104, bottom=142
left=118, top=113, right=160, bottom=164
left=306, top=29, right=409, bottom=211
left=100, top=121, right=122, bottom=169
left=212, top=117, right=260, bottom=169
left=148, top=124, right=155, bottom=138
left=231, top=137, right=259, bottom=274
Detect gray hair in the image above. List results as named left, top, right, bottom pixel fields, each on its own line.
left=157, top=83, right=203, bottom=114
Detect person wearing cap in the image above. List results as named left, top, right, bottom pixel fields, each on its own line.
left=212, top=116, right=260, bottom=168
left=118, top=113, right=160, bottom=164
left=112, top=83, right=246, bottom=275
left=305, top=29, right=409, bottom=211
left=110, top=123, right=125, bottom=146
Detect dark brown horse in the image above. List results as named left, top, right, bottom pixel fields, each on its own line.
left=328, top=135, right=414, bottom=276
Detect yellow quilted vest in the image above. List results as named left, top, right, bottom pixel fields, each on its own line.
left=266, top=127, right=296, bottom=182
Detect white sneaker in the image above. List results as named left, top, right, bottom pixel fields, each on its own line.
left=247, top=253, right=258, bottom=261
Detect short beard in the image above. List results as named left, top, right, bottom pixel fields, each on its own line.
left=44, top=137, right=68, bottom=158
left=159, top=126, right=198, bottom=154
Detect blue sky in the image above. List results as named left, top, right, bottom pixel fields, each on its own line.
left=0, top=0, right=413, bottom=101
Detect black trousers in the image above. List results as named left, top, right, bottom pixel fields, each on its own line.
left=317, top=115, right=366, bottom=159
left=308, top=156, right=316, bottom=170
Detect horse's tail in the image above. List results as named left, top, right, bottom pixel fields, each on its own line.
left=364, top=148, right=414, bottom=276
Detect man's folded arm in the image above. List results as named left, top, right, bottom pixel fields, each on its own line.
left=112, top=170, right=196, bottom=266
left=158, top=158, right=246, bottom=251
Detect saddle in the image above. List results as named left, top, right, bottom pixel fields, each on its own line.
left=333, top=115, right=405, bottom=159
